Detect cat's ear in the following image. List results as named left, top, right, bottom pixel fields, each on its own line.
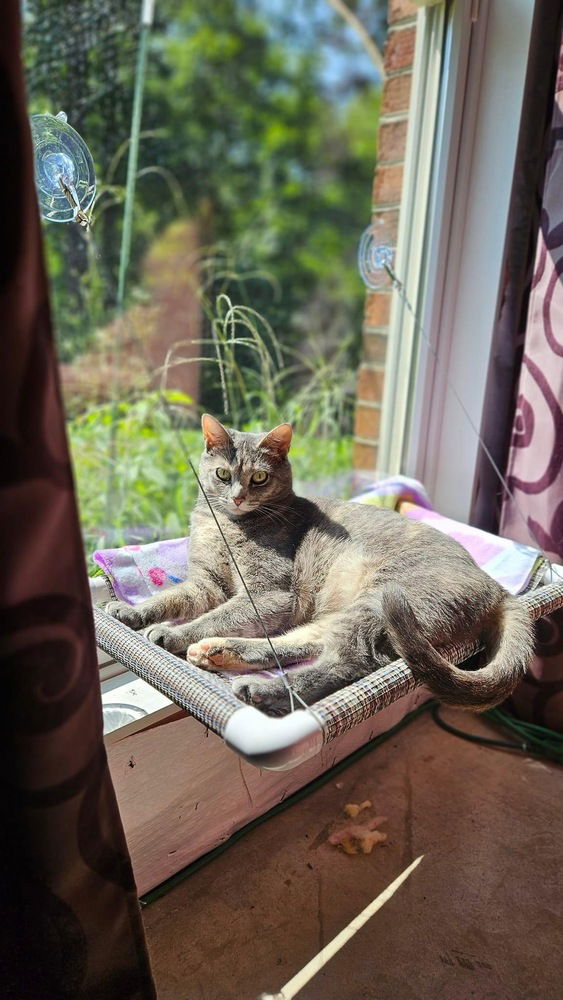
left=259, top=423, right=292, bottom=457
left=201, top=414, right=232, bottom=451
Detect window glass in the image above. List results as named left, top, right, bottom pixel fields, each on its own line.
left=23, top=0, right=386, bottom=564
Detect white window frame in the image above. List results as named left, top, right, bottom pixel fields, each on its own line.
left=378, top=0, right=537, bottom=523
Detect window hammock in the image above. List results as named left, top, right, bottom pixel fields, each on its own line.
left=94, top=578, right=563, bottom=771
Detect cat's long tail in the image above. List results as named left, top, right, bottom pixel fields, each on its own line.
left=381, top=584, right=534, bottom=710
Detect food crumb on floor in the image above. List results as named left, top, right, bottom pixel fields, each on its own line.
left=329, top=802, right=387, bottom=855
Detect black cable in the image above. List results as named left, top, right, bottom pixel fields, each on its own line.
left=431, top=703, right=563, bottom=763
left=431, top=704, right=526, bottom=752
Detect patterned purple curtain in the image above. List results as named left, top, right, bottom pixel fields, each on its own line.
left=500, top=47, right=563, bottom=559
left=0, top=4, right=156, bottom=997
left=470, top=3, right=563, bottom=731
left=472, top=1, right=563, bottom=535
left=500, top=37, right=563, bottom=731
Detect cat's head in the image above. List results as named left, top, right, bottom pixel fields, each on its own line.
left=198, top=414, right=293, bottom=518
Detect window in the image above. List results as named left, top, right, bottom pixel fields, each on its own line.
left=378, top=0, right=537, bottom=522
left=24, top=0, right=387, bottom=563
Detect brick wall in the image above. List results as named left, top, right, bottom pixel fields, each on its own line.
left=353, top=0, right=418, bottom=471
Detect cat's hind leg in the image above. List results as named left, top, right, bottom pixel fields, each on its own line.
left=232, top=594, right=392, bottom=713
left=232, top=651, right=389, bottom=714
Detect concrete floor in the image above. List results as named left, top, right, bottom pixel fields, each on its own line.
left=143, top=708, right=563, bottom=1000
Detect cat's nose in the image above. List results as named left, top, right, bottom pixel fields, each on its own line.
left=233, top=497, right=245, bottom=506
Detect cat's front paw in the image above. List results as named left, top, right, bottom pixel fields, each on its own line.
left=145, top=623, right=188, bottom=654
left=187, top=638, right=265, bottom=671
left=231, top=675, right=292, bottom=716
left=105, top=600, right=145, bottom=630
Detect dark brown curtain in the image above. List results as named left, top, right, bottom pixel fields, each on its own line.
left=0, top=4, right=157, bottom=997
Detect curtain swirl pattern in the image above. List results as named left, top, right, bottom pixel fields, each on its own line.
left=0, top=3, right=156, bottom=997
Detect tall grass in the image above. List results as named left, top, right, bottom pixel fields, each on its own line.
left=158, top=290, right=356, bottom=437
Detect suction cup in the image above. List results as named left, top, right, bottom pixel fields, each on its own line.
left=30, top=111, right=96, bottom=226
left=358, top=223, right=395, bottom=290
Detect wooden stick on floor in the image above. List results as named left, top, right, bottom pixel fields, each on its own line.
left=260, top=855, right=424, bottom=1000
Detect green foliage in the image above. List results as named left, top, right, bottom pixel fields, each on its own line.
left=162, top=292, right=357, bottom=434
left=140, top=0, right=380, bottom=368
left=69, top=396, right=200, bottom=556
left=24, top=0, right=381, bottom=370
left=24, top=0, right=142, bottom=356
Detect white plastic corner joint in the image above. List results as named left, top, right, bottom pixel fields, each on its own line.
left=223, top=705, right=324, bottom=771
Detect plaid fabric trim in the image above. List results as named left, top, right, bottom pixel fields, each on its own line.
left=520, top=579, right=563, bottom=620
left=94, top=608, right=241, bottom=735
left=312, top=637, right=483, bottom=743
left=312, top=582, right=563, bottom=743
left=312, top=659, right=420, bottom=743
left=94, top=581, right=563, bottom=745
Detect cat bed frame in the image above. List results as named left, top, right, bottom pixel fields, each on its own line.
left=94, top=578, right=563, bottom=771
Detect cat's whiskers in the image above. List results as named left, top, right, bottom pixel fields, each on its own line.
left=259, top=502, right=303, bottom=529
left=202, top=495, right=225, bottom=513
left=201, top=493, right=300, bottom=529
left=256, top=506, right=286, bottom=530
left=257, top=505, right=295, bottom=530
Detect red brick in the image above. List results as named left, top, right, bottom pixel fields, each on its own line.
left=384, top=26, right=417, bottom=75
left=353, top=441, right=379, bottom=470
left=389, top=0, right=418, bottom=24
left=378, top=119, right=408, bottom=163
left=363, top=331, right=389, bottom=364
left=381, top=73, right=412, bottom=116
left=364, top=291, right=391, bottom=328
left=369, top=209, right=400, bottom=245
left=357, top=365, right=385, bottom=403
left=373, top=163, right=404, bottom=205
left=354, top=403, right=382, bottom=440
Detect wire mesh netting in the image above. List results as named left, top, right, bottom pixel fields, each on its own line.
left=24, top=0, right=140, bottom=151
left=22, top=0, right=145, bottom=361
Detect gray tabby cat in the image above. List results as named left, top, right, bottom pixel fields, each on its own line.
left=106, top=414, right=534, bottom=715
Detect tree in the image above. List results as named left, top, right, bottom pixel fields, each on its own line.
left=24, top=0, right=384, bottom=427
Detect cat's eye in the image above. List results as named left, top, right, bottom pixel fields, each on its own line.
left=215, top=467, right=231, bottom=482
left=251, top=470, right=269, bottom=485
